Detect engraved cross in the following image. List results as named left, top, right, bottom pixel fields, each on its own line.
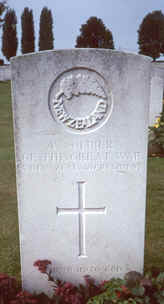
left=57, top=181, right=107, bottom=258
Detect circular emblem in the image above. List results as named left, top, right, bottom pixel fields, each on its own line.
left=49, top=68, right=113, bottom=134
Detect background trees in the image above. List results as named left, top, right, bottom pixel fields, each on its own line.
left=138, top=10, right=164, bottom=61
left=0, top=1, right=7, bottom=63
left=0, top=1, right=7, bottom=26
left=75, top=16, right=114, bottom=49
left=39, top=7, right=54, bottom=51
left=21, top=7, right=35, bottom=54
left=2, top=9, right=18, bottom=61
left=2, top=5, right=164, bottom=61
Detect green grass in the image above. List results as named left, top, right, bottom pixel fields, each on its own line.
left=0, top=81, right=20, bottom=279
left=145, top=157, right=164, bottom=271
left=0, top=81, right=164, bottom=281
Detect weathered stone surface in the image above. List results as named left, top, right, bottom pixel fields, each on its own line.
left=11, top=49, right=151, bottom=295
left=149, top=63, right=164, bottom=126
left=0, top=65, right=11, bottom=81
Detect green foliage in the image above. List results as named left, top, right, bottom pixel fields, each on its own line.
left=33, top=262, right=164, bottom=304
left=21, top=7, right=35, bottom=54
left=87, top=278, right=126, bottom=304
left=2, top=8, right=18, bottom=61
left=39, top=6, right=54, bottom=51
left=87, top=270, right=164, bottom=304
left=138, top=10, right=164, bottom=61
left=149, top=110, right=164, bottom=152
left=75, top=16, right=114, bottom=49
left=1, top=267, right=163, bottom=304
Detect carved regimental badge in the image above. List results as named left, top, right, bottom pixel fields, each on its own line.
left=49, top=68, right=113, bottom=134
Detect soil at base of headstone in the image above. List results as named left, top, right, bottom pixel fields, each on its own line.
left=149, top=153, right=164, bottom=158
left=148, top=142, right=164, bottom=157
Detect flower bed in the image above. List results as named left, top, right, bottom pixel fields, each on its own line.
left=0, top=260, right=164, bottom=303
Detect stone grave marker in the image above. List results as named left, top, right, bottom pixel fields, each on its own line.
left=11, top=49, right=151, bottom=295
left=0, top=65, right=11, bottom=81
left=149, top=63, right=164, bottom=126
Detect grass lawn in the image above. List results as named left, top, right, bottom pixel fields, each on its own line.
left=145, top=157, right=164, bottom=271
left=0, top=81, right=164, bottom=281
left=0, top=81, right=20, bottom=279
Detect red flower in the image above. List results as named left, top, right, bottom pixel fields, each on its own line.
left=0, top=273, right=9, bottom=280
left=121, top=285, right=130, bottom=294
left=17, top=290, right=33, bottom=297
left=116, top=291, right=121, bottom=298
left=33, top=260, right=52, bottom=274
left=15, top=290, right=38, bottom=303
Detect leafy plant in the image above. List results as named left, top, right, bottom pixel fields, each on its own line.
left=0, top=273, right=18, bottom=304
left=34, top=261, right=164, bottom=304
left=9, top=291, right=38, bottom=304
left=0, top=262, right=164, bottom=304
left=34, top=260, right=103, bottom=304
left=149, top=110, right=164, bottom=155
left=87, top=270, right=164, bottom=304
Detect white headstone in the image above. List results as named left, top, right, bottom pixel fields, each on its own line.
left=149, top=63, right=164, bottom=126
left=11, top=50, right=151, bottom=295
left=0, top=65, right=11, bottom=81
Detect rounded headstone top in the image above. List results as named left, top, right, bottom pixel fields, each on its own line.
left=10, top=48, right=152, bottom=63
